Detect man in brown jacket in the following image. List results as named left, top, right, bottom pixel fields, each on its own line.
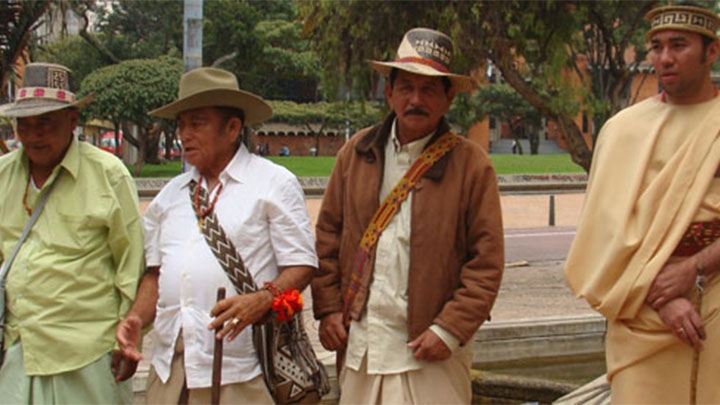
left=311, top=28, right=504, bottom=404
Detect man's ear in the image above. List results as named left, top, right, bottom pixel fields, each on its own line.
left=68, top=108, right=80, bottom=128
left=447, top=88, right=456, bottom=104
left=384, top=81, right=394, bottom=109
left=707, top=39, right=720, bottom=65
left=225, top=116, right=244, bottom=140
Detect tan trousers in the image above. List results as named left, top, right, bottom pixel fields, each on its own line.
left=145, top=334, right=273, bottom=405
left=339, top=351, right=472, bottom=405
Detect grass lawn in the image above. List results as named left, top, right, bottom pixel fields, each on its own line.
left=132, top=153, right=584, bottom=178
left=489, top=154, right=584, bottom=174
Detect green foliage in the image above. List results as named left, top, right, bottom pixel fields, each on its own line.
left=299, top=0, right=663, bottom=170
left=299, top=0, right=442, bottom=100
left=206, top=0, right=321, bottom=102
left=268, top=100, right=384, bottom=133
left=0, top=0, right=51, bottom=99
left=265, top=156, right=337, bottom=177
left=133, top=154, right=583, bottom=178
left=95, top=0, right=183, bottom=60
left=79, top=56, right=182, bottom=128
left=490, top=154, right=584, bottom=175
left=450, top=84, right=543, bottom=132
left=33, top=35, right=104, bottom=86
left=203, top=0, right=263, bottom=68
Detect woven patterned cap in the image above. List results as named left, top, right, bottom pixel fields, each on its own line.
left=0, top=63, right=93, bottom=118
left=646, top=5, right=720, bottom=41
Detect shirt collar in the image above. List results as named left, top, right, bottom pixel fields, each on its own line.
left=389, top=118, right=435, bottom=158
left=59, top=136, right=80, bottom=179
left=183, top=144, right=250, bottom=187
left=20, top=135, right=80, bottom=180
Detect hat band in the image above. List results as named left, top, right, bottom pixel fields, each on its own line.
left=395, top=57, right=450, bottom=73
left=16, top=87, right=77, bottom=104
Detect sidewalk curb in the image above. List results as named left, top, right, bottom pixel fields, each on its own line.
left=135, top=174, right=587, bottom=198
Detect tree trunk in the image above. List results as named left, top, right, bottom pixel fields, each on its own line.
left=144, top=126, right=161, bottom=165
left=489, top=34, right=592, bottom=171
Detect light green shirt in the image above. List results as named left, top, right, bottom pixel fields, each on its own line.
left=0, top=137, right=144, bottom=375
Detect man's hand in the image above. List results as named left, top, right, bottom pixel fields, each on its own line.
left=208, top=291, right=272, bottom=341
left=657, top=297, right=705, bottom=352
left=111, top=349, right=139, bottom=382
left=318, top=312, right=348, bottom=351
left=407, top=329, right=451, bottom=362
left=116, top=314, right=144, bottom=362
left=646, top=259, right=697, bottom=309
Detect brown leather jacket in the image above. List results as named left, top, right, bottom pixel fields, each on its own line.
left=311, top=113, right=504, bottom=344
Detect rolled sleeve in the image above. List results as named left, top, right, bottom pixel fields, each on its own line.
left=267, top=176, right=318, bottom=268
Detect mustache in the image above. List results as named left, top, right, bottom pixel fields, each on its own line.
left=403, top=107, right=429, bottom=117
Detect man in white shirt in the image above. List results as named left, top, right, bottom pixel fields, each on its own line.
left=115, top=67, right=318, bottom=403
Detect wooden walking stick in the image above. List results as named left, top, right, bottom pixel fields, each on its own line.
left=211, top=287, right=226, bottom=405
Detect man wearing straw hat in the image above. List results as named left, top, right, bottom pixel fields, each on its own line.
left=311, top=28, right=504, bottom=403
left=565, top=3, right=720, bottom=403
left=115, top=67, right=317, bottom=403
left=0, top=63, right=144, bottom=403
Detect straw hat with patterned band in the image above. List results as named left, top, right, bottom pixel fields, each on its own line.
left=0, top=63, right=94, bottom=118
left=149, top=67, right=272, bottom=125
left=645, top=4, right=720, bottom=41
left=368, top=28, right=477, bottom=93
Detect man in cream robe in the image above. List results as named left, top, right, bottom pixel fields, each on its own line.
left=565, top=4, right=720, bottom=404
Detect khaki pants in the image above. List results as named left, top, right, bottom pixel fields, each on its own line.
left=145, top=334, right=273, bottom=405
left=339, top=349, right=472, bottom=405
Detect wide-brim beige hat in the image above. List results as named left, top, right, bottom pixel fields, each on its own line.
left=368, top=28, right=477, bottom=93
left=0, top=62, right=94, bottom=118
left=645, top=5, right=720, bottom=41
left=149, top=67, right=272, bottom=125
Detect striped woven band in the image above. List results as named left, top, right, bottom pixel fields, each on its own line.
left=16, top=87, right=77, bottom=104
left=394, top=57, right=450, bottom=73
left=673, top=219, right=720, bottom=257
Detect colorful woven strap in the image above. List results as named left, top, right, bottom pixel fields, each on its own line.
left=342, top=132, right=461, bottom=324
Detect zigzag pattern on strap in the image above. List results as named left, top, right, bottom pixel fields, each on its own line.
left=190, top=180, right=257, bottom=294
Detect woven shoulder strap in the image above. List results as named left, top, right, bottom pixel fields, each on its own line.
left=342, top=132, right=461, bottom=323
left=189, top=180, right=257, bottom=295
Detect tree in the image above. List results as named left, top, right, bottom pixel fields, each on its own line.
left=0, top=0, right=51, bottom=101
left=300, top=0, right=661, bottom=172
left=32, top=35, right=105, bottom=86
left=206, top=0, right=321, bottom=101
left=268, top=100, right=383, bottom=153
left=450, top=84, right=544, bottom=154
left=79, top=56, right=183, bottom=174
left=93, top=0, right=183, bottom=61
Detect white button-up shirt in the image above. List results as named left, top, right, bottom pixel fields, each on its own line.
left=144, top=145, right=318, bottom=389
left=345, top=120, right=461, bottom=374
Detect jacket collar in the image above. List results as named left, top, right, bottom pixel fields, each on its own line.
left=355, top=112, right=454, bottom=180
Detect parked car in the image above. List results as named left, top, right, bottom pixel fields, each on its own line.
left=100, top=131, right=123, bottom=155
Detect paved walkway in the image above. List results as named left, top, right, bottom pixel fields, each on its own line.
left=132, top=192, right=597, bottom=398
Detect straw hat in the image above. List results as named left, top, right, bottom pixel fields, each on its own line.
left=149, top=67, right=272, bottom=125
left=0, top=63, right=93, bottom=118
left=368, top=28, right=477, bottom=93
left=645, top=4, right=720, bottom=41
